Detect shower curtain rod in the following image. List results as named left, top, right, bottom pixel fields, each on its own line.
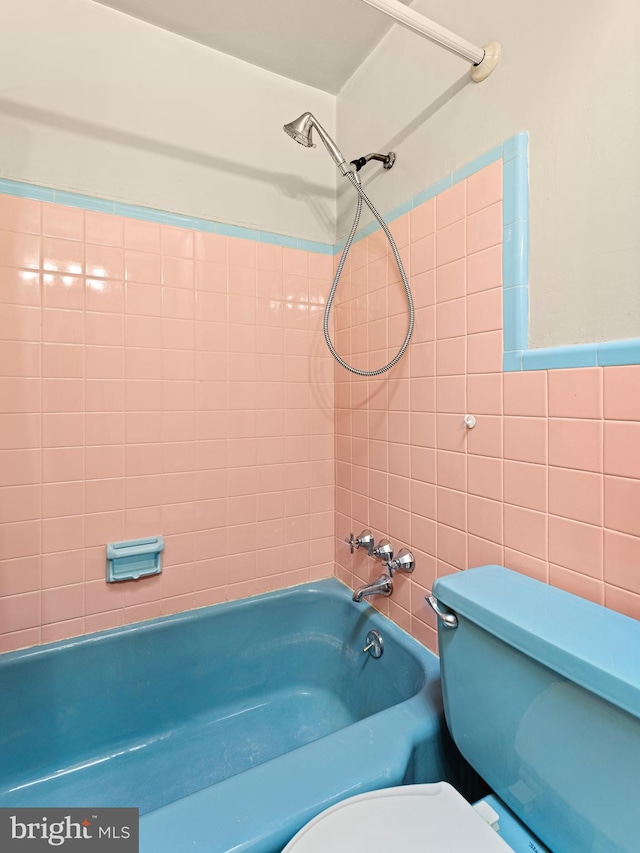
left=357, top=0, right=501, bottom=82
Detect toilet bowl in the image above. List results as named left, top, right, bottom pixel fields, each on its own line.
left=285, top=566, right=640, bottom=853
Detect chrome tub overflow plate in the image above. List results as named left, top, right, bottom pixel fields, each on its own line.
left=363, top=629, right=383, bottom=658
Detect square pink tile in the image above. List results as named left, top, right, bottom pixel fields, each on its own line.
left=42, top=377, right=82, bottom=413
left=504, top=370, right=547, bottom=417
left=548, top=466, right=602, bottom=526
left=85, top=212, right=123, bottom=247
left=467, top=287, right=501, bottom=335
left=548, top=515, right=602, bottom=578
left=466, top=415, right=502, bottom=458
left=42, top=237, right=83, bottom=275
left=162, top=257, right=195, bottom=290
left=42, top=447, right=83, bottom=483
left=467, top=161, right=502, bottom=215
left=604, top=529, right=640, bottom=594
left=0, top=484, right=40, bottom=523
left=436, top=375, right=465, bottom=414
left=257, top=242, right=283, bottom=273
left=436, top=523, right=467, bottom=570
left=0, top=413, right=40, bottom=450
left=605, top=586, right=640, bottom=621
left=0, top=196, right=40, bottom=234
left=436, top=182, right=466, bottom=230
left=437, top=487, right=466, bottom=530
left=468, top=534, right=503, bottom=568
left=467, top=454, right=502, bottom=501
left=436, top=337, right=466, bottom=376
left=0, top=230, right=40, bottom=269
left=85, top=379, right=125, bottom=412
left=124, top=219, right=160, bottom=253
left=604, top=421, right=640, bottom=479
left=42, top=204, right=84, bottom=241
left=43, top=308, right=84, bottom=345
left=503, top=548, right=548, bottom=584
left=161, top=225, right=194, bottom=259
left=42, top=584, right=84, bottom=624
left=411, top=446, right=437, bottom=483
left=437, top=450, right=466, bottom=491
left=467, top=330, right=502, bottom=374
left=194, top=232, right=226, bottom=264
left=504, top=417, right=547, bottom=464
left=410, top=200, right=435, bottom=242
left=467, top=244, right=501, bottom=294
left=42, top=482, right=84, bottom=518
left=467, top=372, right=502, bottom=415
left=86, top=278, right=124, bottom=314
left=467, top=202, right=501, bottom=255
left=436, top=298, right=466, bottom=340
left=604, top=475, right=640, bottom=537
left=410, top=235, right=435, bottom=276
left=435, top=259, right=465, bottom=303
left=228, top=237, right=256, bottom=270
left=549, top=564, right=603, bottom=605
left=43, top=273, right=83, bottom=311
left=549, top=419, right=602, bottom=473
left=411, top=513, right=436, bottom=556
left=467, top=495, right=502, bottom=543
left=604, top=365, right=640, bottom=421
left=436, top=220, right=465, bottom=267
left=504, top=460, right=547, bottom=512
left=125, top=250, right=161, bottom=285
left=0, top=268, right=40, bottom=308
left=0, top=304, right=40, bottom=343
left=388, top=213, right=410, bottom=249
left=0, top=591, right=41, bottom=633
left=42, top=515, right=83, bottom=553
left=503, top=504, right=547, bottom=561
left=86, top=244, right=125, bottom=280
left=548, top=368, right=602, bottom=419
left=86, top=445, right=124, bottom=480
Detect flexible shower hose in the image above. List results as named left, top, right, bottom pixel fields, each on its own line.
left=323, top=170, right=414, bottom=376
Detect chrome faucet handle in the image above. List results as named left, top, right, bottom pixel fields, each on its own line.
left=372, top=539, right=394, bottom=561
left=347, top=529, right=375, bottom=556
left=385, top=548, right=415, bottom=576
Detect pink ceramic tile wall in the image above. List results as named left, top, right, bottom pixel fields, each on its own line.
left=0, top=195, right=335, bottom=652
left=334, top=159, right=640, bottom=653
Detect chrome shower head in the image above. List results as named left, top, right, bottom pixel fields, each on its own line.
left=283, top=111, right=350, bottom=175
left=283, top=113, right=315, bottom=148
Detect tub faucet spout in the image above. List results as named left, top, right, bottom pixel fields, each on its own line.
left=352, top=574, right=393, bottom=602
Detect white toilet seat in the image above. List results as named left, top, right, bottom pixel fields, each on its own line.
left=283, top=782, right=514, bottom=853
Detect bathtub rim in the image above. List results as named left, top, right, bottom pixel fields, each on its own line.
left=0, top=576, right=434, bottom=670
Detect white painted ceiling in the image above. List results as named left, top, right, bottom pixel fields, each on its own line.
left=93, top=0, right=413, bottom=94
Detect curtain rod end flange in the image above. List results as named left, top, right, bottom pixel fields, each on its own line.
left=471, top=40, right=501, bottom=82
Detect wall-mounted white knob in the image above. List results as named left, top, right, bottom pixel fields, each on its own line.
left=463, top=414, right=477, bottom=429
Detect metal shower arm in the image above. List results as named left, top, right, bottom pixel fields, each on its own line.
left=356, top=0, right=501, bottom=82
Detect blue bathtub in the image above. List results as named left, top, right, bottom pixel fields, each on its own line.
left=0, top=578, right=453, bottom=852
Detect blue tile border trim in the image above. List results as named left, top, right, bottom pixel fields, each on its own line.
left=0, top=177, right=335, bottom=256
left=2, top=145, right=638, bottom=368
left=349, top=131, right=638, bottom=371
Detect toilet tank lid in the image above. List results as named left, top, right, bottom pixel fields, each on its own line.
left=433, top=566, right=640, bottom=721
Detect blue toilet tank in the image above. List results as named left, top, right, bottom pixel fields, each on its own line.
left=432, top=565, right=640, bottom=853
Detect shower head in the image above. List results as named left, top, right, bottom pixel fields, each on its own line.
left=283, top=111, right=351, bottom=175
left=283, top=113, right=315, bottom=148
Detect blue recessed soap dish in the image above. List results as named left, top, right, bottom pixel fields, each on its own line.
left=106, top=536, right=164, bottom=582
